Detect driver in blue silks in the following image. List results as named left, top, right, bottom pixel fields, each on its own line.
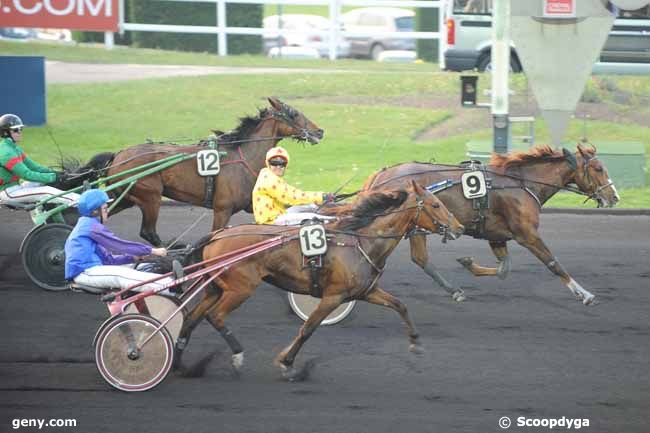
left=64, top=189, right=180, bottom=294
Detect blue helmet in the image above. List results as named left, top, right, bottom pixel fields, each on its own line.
left=78, top=189, right=110, bottom=216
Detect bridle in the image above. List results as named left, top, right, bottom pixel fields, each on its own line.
left=576, top=153, right=616, bottom=205
left=410, top=194, right=455, bottom=243
left=264, top=104, right=321, bottom=144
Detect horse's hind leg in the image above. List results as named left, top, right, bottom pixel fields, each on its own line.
left=202, top=280, right=255, bottom=372
left=363, top=286, right=423, bottom=354
left=457, top=241, right=511, bottom=279
left=409, top=235, right=465, bottom=302
left=173, top=292, right=221, bottom=370
left=274, top=294, right=344, bottom=379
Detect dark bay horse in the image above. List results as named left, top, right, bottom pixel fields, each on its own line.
left=362, top=143, right=620, bottom=305
left=175, top=182, right=463, bottom=380
left=92, top=97, right=323, bottom=246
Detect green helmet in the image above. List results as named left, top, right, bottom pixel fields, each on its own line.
left=0, top=114, right=24, bottom=138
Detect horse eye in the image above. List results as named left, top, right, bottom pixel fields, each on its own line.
left=432, top=203, right=440, bottom=209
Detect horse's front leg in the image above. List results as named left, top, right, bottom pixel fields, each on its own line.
left=211, top=208, right=233, bottom=232
left=457, top=241, right=511, bottom=279
left=409, top=235, right=465, bottom=302
left=363, top=286, right=423, bottom=354
left=514, top=231, right=595, bottom=305
left=274, top=293, right=344, bottom=381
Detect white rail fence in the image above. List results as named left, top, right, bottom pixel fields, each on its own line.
left=107, top=0, right=444, bottom=62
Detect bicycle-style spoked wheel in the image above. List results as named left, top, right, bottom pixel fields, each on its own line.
left=124, top=295, right=185, bottom=343
left=288, top=293, right=356, bottom=325
left=95, top=314, right=174, bottom=392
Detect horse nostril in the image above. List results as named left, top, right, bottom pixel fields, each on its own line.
left=317, top=129, right=324, bottom=139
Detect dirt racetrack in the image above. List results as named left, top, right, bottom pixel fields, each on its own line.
left=1, top=206, right=649, bottom=432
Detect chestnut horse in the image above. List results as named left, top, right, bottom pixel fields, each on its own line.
left=175, top=182, right=463, bottom=380
left=91, top=97, right=323, bottom=246
left=362, top=143, right=620, bottom=305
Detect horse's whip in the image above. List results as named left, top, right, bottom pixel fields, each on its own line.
left=45, top=126, right=65, bottom=169
left=166, top=212, right=209, bottom=249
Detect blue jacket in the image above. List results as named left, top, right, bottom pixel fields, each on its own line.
left=64, top=216, right=152, bottom=280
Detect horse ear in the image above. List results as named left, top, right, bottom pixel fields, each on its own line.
left=563, top=148, right=577, bottom=169
left=410, top=180, right=424, bottom=195
left=268, top=97, right=281, bottom=110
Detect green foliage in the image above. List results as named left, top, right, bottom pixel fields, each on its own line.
left=128, top=0, right=262, bottom=54
left=416, top=8, right=439, bottom=63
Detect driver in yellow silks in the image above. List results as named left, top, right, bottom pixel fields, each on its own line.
left=253, top=146, right=336, bottom=225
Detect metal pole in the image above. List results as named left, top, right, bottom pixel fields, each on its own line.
left=328, top=0, right=340, bottom=60
left=217, top=0, right=227, bottom=56
left=491, top=0, right=511, bottom=154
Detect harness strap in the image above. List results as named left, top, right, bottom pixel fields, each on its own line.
left=354, top=239, right=385, bottom=296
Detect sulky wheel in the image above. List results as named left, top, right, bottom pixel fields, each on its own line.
left=20, top=223, right=73, bottom=291
left=288, top=293, right=356, bottom=326
left=95, top=313, right=174, bottom=392
left=124, top=295, right=185, bottom=343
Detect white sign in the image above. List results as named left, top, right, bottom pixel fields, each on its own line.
left=299, top=224, right=327, bottom=257
left=461, top=171, right=487, bottom=199
left=196, top=150, right=220, bottom=176
left=543, top=0, right=576, bottom=18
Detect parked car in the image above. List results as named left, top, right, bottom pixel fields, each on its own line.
left=341, top=7, right=416, bottom=60
left=443, top=0, right=650, bottom=73
left=263, top=14, right=350, bottom=58
left=0, top=28, right=38, bottom=41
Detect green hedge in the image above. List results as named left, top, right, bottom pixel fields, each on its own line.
left=129, top=0, right=262, bottom=54
left=416, top=7, right=439, bottom=63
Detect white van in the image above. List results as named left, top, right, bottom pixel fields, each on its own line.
left=443, top=0, right=650, bottom=73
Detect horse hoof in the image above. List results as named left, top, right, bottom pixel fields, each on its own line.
left=409, top=343, right=425, bottom=355
left=279, top=365, right=299, bottom=381
left=457, top=257, right=473, bottom=268
left=231, top=352, right=244, bottom=372
left=451, top=290, right=466, bottom=303
left=582, top=294, right=596, bottom=306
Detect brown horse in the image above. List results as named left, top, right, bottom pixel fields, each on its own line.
left=362, top=143, right=620, bottom=305
left=175, top=181, right=463, bottom=380
left=94, top=97, right=323, bottom=246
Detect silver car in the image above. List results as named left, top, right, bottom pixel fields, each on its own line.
left=263, top=14, right=350, bottom=58
left=342, top=8, right=416, bottom=60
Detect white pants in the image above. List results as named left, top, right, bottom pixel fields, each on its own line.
left=74, top=265, right=175, bottom=296
left=274, top=204, right=336, bottom=226
left=0, top=182, right=79, bottom=207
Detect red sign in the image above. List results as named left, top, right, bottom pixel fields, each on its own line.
left=544, top=0, right=576, bottom=17
left=0, top=0, right=118, bottom=31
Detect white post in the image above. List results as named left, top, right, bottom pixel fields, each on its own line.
left=491, top=0, right=510, bottom=153
left=104, top=31, right=114, bottom=49
left=438, top=0, right=445, bottom=66
left=217, top=0, right=227, bottom=56
left=328, top=0, right=340, bottom=60
left=118, top=0, right=125, bottom=36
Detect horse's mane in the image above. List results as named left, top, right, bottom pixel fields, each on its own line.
left=214, top=108, right=270, bottom=147
left=489, top=145, right=568, bottom=171
left=332, top=188, right=409, bottom=231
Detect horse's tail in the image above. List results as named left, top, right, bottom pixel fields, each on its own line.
left=81, top=152, right=115, bottom=178
left=186, top=233, right=215, bottom=266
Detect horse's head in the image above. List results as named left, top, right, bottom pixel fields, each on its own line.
left=564, top=143, right=620, bottom=208
left=410, top=181, right=464, bottom=242
left=267, top=97, right=324, bottom=144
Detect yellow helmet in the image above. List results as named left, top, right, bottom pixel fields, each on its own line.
left=265, top=146, right=290, bottom=169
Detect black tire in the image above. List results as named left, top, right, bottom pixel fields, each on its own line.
left=95, top=313, right=174, bottom=392
left=370, top=43, right=385, bottom=61
left=477, top=52, right=521, bottom=73
left=20, top=223, right=72, bottom=291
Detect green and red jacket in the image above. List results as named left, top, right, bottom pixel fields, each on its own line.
left=0, top=137, right=56, bottom=191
